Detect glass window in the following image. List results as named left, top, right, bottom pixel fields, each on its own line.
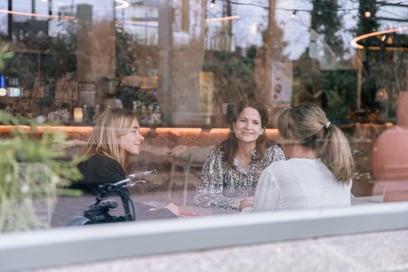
left=0, top=0, right=407, bottom=259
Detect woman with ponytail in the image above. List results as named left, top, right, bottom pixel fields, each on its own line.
left=253, top=103, right=354, bottom=211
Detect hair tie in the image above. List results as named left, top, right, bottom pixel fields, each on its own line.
left=325, top=121, right=331, bottom=129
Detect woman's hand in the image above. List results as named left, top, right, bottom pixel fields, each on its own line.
left=239, top=198, right=254, bottom=211
left=165, top=202, right=180, bottom=216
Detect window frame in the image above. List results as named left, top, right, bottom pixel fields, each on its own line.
left=1, top=202, right=408, bottom=271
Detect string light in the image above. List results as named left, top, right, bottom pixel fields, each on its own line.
left=291, top=10, right=297, bottom=19
left=207, top=0, right=402, bottom=20
left=0, top=0, right=129, bottom=19
left=210, top=0, right=215, bottom=9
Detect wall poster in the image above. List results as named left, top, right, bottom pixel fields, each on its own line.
left=271, top=62, right=293, bottom=103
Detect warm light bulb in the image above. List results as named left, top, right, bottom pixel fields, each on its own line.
left=0, top=88, right=7, bottom=96
left=73, top=107, right=84, bottom=123
left=364, top=11, right=371, bottom=18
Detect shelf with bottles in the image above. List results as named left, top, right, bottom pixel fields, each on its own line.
left=132, top=100, right=162, bottom=127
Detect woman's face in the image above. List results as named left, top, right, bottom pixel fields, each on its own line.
left=120, top=119, right=144, bottom=155
left=232, top=106, right=264, bottom=144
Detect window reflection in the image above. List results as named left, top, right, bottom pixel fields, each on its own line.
left=0, top=0, right=407, bottom=233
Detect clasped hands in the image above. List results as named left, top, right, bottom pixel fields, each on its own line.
left=239, top=197, right=254, bottom=212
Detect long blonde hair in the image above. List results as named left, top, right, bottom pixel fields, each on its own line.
left=82, top=108, right=139, bottom=169
left=278, top=103, right=354, bottom=183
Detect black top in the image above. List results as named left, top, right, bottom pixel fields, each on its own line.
left=77, top=154, right=126, bottom=194
left=72, top=154, right=177, bottom=221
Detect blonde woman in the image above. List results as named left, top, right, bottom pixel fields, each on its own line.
left=77, top=108, right=145, bottom=192
left=74, top=108, right=179, bottom=219
left=254, top=103, right=354, bottom=211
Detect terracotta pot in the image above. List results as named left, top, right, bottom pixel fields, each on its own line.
left=371, top=126, right=408, bottom=180
left=370, top=92, right=408, bottom=201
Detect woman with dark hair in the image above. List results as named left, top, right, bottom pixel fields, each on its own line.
left=193, top=100, right=285, bottom=211
left=254, top=103, right=354, bottom=211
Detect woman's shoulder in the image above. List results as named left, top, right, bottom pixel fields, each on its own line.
left=208, top=146, right=224, bottom=157
left=76, top=153, right=126, bottom=189
left=265, top=145, right=285, bottom=160
left=80, top=154, right=121, bottom=168
left=202, top=146, right=224, bottom=167
left=261, top=159, right=292, bottom=181
left=88, top=154, right=118, bottom=163
left=266, top=158, right=324, bottom=173
left=265, top=158, right=289, bottom=169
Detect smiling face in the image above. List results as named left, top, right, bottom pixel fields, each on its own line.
left=232, top=106, right=264, bottom=144
left=119, top=119, right=144, bottom=155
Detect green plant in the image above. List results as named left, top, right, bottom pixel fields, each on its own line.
left=0, top=43, right=13, bottom=69
left=0, top=112, right=83, bottom=232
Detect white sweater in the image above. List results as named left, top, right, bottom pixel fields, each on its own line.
left=253, top=158, right=351, bottom=211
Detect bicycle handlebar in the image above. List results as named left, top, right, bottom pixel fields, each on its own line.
left=107, top=169, right=157, bottom=188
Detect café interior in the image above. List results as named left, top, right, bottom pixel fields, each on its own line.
left=1, top=0, right=408, bottom=270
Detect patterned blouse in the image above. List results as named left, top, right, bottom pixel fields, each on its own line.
left=193, top=145, right=285, bottom=210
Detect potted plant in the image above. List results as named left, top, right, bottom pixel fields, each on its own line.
left=0, top=109, right=83, bottom=232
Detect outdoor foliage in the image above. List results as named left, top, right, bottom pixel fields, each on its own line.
left=311, top=0, right=344, bottom=58
left=203, top=49, right=256, bottom=107
left=0, top=113, right=83, bottom=232
left=322, top=70, right=357, bottom=124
